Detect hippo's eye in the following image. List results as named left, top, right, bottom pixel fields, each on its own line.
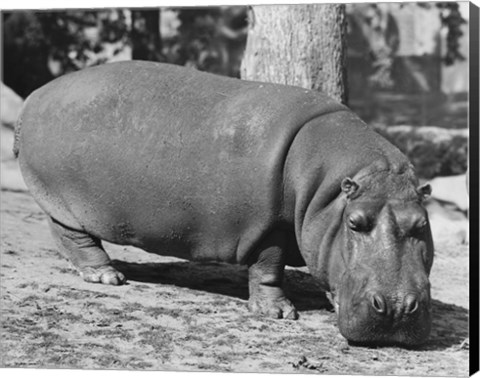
left=411, top=219, right=428, bottom=237
left=417, top=221, right=427, bottom=231
left=347, top=213, right=371, bottom=232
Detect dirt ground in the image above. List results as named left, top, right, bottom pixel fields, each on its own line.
left=0, top=178, right=470, bottom=375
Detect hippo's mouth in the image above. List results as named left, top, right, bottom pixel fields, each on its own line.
left=326, top=284, right=431, bottom=347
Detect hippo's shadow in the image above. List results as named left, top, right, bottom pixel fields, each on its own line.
left=110, top=259, right=332, bottom=312
left=418, top=299, right=469, bottom=351
left=110, top=259, right=468, bottom=350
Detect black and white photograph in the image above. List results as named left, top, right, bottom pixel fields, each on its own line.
left=1, top=0, right=478, bottom=376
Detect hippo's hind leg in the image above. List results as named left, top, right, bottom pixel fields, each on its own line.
left=48, top=217, right=126, bottom=285
left=247, top=230, right=298, bottom=320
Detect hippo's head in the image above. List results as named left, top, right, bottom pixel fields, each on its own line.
left=318, top=166, right=434, bottom=346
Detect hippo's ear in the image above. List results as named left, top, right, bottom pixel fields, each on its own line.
left=341, top=177, right=359, bottom=198
left=417, top=183, right=432, bottom=201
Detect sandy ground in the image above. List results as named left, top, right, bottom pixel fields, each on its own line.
left=0, top=125, right=470, bottom=375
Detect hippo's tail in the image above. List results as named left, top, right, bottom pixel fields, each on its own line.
left=13, top=115, right=21, bottom=158
left=13, top=97, right=28, bottom=158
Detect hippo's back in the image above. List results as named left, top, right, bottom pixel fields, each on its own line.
left=17, top=61, right=345, bottom=262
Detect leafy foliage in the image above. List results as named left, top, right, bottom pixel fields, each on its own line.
left=161, top=7, right=247, bottom=77
left=435, top=2, right=467, bottom=65
left=37, top=11, right=129, bottom=72
left=375, top=126, right=468, bottom=178
left=2, top=10, right=129, bottom=97
left=2, top=12, right=53, bottom=98
left=2, top=8, right=248, bottom=98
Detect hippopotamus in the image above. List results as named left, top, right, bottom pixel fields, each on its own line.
left=15, top=61, right=434, bottom=346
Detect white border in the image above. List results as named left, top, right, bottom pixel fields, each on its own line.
left=1, top=0, right=478, bottom=11
left=1, top=1, right=477, bottom=378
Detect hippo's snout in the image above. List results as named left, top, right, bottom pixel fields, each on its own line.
left=337, top=290, right=432, bottom=346
left=370, top=292, right=421, bottom=316
left=335, top=272, right=432, bottom=346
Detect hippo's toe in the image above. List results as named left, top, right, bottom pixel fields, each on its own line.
left=249, top=295, right=298, bottom=320
left=80, top=265, right=126, bottom=285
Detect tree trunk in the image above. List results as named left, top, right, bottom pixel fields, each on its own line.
left=241, top=4, right=347, bottom=103
left=131, top=10, right=163, bottom=61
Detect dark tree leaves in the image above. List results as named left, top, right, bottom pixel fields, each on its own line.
left=435, top=2, right=467, bottom=66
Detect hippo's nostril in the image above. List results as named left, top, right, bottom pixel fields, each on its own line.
left=404, top=294, right=419, bottom=314
left=371, top=293, right=387, bottom=314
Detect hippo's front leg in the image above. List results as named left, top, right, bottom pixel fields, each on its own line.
left=247, top=230, right=298, bottom=320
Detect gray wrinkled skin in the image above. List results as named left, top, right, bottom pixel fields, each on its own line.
left=15, top=61, right=434, bottom=346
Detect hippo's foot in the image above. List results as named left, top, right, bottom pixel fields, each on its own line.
left=249, top=292, right=298, bottom=320
left=48, top=217, right=125, bottom=285
left=247, top=230, right=297, bottom=319
left=80, top=265, right=126, bottom=285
